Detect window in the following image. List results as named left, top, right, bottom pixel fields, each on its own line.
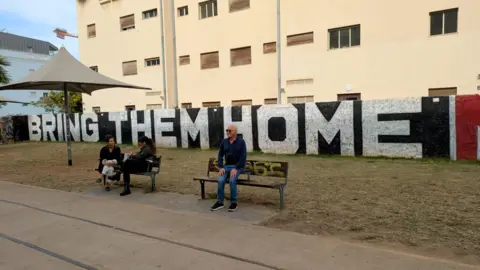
left=122, top=61, right=137, bottom=76
left=179, top=55, right=190, bottom=65
left=178, top=6, right=189, bottom=17
left=430, top=8, right=458, bottom=36
left=287, top=32, right=314, bottom=46
left=230, top=46, right=251, bottom=66
left=202, top=101, right=221, bottom=107
left=92, top=106, right=101, bottom=113
left=199, top=0, right=217, bottom=19
left=232, top=99, right=252, bottom=106
left=90, top=66, right=98, bottom=72
left=287, top=95, right=314, bottom=104
left=146, top=91, right=162, bottom=96
left=146, top=104, right=162, bottom=110
left=125, top=105, right=136, bottom=111
left=337, top=93, right=361, bottom=101
left=29, top=69, right=35, bottom=72
left=264, top=98, right=277, bottom=105
left=143, top=9, right=158, bottom=19
left=428, top=87, right=457, bottom=96
left=87, top=24, right=96, bottom=38
left=263, top=42, right=276, bottom=54
left=181, top=103, right=192, bottom=108
left=329, top=25, right=360, bottom=49
left=200, top=51, right=219, bottom=69
left=43, top=92, right=48, bottom=98
left=27, top=46, right=33, bottom=53
left=120, top=14, right=135, bottom=31
left=286, top=78, right=313, bottom=86
left=229, top=0, right=249, bottom=12
left=145, top=57, right=160, bottom=67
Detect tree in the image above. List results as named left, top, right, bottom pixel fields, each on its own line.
left=0, top=55, right=11, bottom=109
left=27, top=91, right=83, bottom=113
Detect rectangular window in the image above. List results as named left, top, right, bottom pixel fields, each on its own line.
left=230, top=46, right=251, bottom=66
left=287, top=95, right=314, bottom=104
left=146, top=104, right=162, bottom=110
left=264, top=98, right=277, bottom=105
left=90, top=66, right=98, bottom=72
left=145, top=57, right=160, bottom=67
left=428, top=87, right=457, bottom=96
left=337, top=93, right=361, bottom=101
left=181, top=103, right=193, bottom=108
left=125, top=105, right=136, bottom=111
left=27, top=46, right=33, bottom=53
left=122, top=61, right=137, bottom=76
left=202, top=101, right=221, bottom=107
left=120, top=14, right=135, bottom=31
left=87, top=24, right=96, bottom=38
left=43, top=92, right=48, bottom=98
left=287, top=32, right=314, bottom=46
left=143, top=9, right=158, bottom=19
left=200, top=51, right=219, bottom=69
left=231, top=99, right=252, bottom=106
left=229, top=0, right=250, bottom=12
left=179, top=55, right=190, bottom=65
left=178, top=6, right=189, bottom=17
left=92, top=106, right=101, bottom=113
left=199, top=0, right=218, bottom=19
left=329, top=25, right=360, bottom=49
left=430, top=8, right=458, bottom=36
left=146, top=91, right=162, bottom=96
left=286, top=78, right=313, bottom=85
left=263, top=42, right=276, bottom=54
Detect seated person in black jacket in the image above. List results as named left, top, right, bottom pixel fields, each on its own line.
left=120, top=136, right=156, bottom=196
left=96, top=135, right=122, bottom=191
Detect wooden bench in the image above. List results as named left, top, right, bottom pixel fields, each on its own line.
left=193, top=158, right=289, bottom=209
left=95, top=154, right=162, bottom=192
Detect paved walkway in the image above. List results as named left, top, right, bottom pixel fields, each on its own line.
left=0, top=181, right=478, bottom=270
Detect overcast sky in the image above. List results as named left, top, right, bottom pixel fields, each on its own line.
left=0, top=0, right=79, bottom=58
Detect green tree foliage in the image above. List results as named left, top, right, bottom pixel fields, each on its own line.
left=0, top=55, right=11, bottom=109
left=28, top=91, right=83, bottom=113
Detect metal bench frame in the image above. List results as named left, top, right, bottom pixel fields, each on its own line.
left=193, top=158, right=289, bottom=210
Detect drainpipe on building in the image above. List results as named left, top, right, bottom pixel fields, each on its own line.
left=159, top=0, right=168, bottom=108
left=171, top=0, right=179, bottom=108
left=276, top=0, right=282, bottom=104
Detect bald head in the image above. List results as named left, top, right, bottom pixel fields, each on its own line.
left=226, top=124, right=237, bottom=139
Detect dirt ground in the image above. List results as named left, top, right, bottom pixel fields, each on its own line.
left=1, top=142, right=479, bottom=265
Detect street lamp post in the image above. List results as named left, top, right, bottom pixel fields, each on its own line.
left=276, top=0, right=282, bottom=104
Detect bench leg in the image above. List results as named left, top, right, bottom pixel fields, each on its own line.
left=279, top=185, right=285, bottom=210
left=102, top=175, right=106, bottom=186
left=200, top=181, right=206, bottom=199
left=151, top=175, right=156, bottom=192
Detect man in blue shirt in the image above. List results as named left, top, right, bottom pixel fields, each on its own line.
left=210, top=124, right=247, bottom=212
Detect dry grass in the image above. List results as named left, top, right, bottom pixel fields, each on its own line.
left=1, top=142, right=479, bottom=265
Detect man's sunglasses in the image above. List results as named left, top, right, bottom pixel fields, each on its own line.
left=226, top=129, right=232, bottom=133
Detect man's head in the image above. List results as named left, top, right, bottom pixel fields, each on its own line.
left=226, top=124, right=237, bottom=139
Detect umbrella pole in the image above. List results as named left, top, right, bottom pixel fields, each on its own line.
left=64, top=84, right=73, bottom=166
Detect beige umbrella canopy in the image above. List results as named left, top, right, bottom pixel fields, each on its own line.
left=0, top=47, right=152, bottom=166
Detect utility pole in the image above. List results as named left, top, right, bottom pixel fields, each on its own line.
left=159, top=0, right=168, bottom=108
left=171, top=0, right=179, bottom=108
left=276, top=0, right=282, bottom=104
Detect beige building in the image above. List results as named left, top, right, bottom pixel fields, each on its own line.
left=77, top=0, right=480, bottom=112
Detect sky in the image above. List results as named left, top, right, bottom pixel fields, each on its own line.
left=0, top=0, right=79, bottom=58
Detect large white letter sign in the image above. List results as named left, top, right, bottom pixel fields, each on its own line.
left=153, top=109, right=177, bottom=148
left=56, top=113, right=64, bottom=141
left=305, top=102, right=354, bottom=155
left=362, top=98, right=422, bottom=158
left=131, top=110, right=152, bottom=144
left=63, top=113, right=81, bottom=141
left=108, top=111, right=128, bottom=144
left=28, top=115, right=42, bottom=141
left=41, top=114, right=57, bottom=141
left=180, top=108, right=210, bottom=149
left=257, top=104, right=299, bottom=154
left=81, top=113, right=99, bottom=142
left=223, top=106, right=254, bottom=151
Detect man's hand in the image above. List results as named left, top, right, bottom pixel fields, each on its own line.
left=219, top=168, right=225, bottom=176
left=230, top=168, right=238, bottom=178
left=106, top=161, right=113, bottom=166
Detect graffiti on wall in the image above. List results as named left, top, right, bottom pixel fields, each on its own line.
left=0, top=116, right=14, bottom=144
left=20, top=96, right=461, bottom=159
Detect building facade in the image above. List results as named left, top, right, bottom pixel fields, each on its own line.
left=0, top=32, right=58, bottom=116
left=77, top=0, right=480, bottom=111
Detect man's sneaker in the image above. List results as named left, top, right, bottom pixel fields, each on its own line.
left=228, top=203, right=238, bottom=212
left=210, top=201, right=224, bottom=211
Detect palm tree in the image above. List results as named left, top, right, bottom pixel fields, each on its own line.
left=0, top=55, right=10, bottom=84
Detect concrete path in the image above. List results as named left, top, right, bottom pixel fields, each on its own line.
left=0, top=181, right=478, bottom=270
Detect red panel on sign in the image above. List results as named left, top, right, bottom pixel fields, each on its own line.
left=456, top=95, right=480, bottom=160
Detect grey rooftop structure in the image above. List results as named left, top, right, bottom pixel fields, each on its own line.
left=0, top=32, right=58, bottom=55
